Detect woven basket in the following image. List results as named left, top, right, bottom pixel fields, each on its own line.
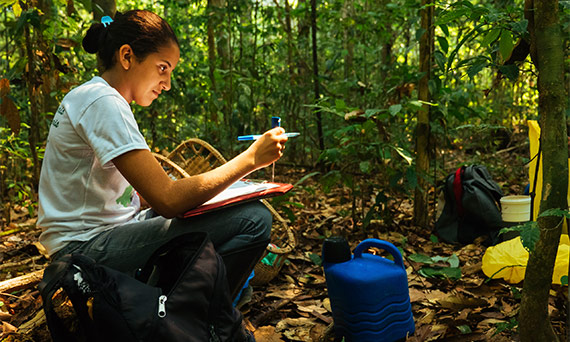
left=163, top=138, right=296, bottom=285
left=153, top=153, right=190, bottom=180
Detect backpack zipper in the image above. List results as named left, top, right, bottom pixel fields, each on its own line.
left=158, top=295, right=167, bottom=318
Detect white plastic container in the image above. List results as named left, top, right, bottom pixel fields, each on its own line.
left=500, top=195, right=531, bottom=222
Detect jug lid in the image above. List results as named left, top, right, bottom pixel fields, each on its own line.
left=322, top=236, right=351, bottom=263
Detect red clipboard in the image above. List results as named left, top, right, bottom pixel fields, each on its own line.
left=183, top=179, right=293, bottom=218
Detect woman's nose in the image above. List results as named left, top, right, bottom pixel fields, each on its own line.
left=162, top=77, right=171, bottom=91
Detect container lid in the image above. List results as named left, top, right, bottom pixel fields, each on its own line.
left=322, top=236, right=351, bottom=263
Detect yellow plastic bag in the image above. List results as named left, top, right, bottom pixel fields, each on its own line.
left=528, top=120, right=570, bottom=233
left=482, top=234, right=569, bottom=285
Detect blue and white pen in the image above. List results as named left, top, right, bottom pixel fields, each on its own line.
left=237, top=132, right=300, bottom=141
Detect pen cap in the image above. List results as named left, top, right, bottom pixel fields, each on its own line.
left=271, top=116, right=281, bottom=128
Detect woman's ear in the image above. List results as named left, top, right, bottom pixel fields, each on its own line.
left=118, top=44, right=134, bottom=71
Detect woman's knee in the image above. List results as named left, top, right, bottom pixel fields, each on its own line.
left=242, top=201, right=272, bottom=241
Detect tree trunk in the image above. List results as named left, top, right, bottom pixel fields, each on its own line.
left=23, top=6, right=40, bottom=188
left=414, top=0, right=433, bottom=228
left=207, top=0, right=219, bottom=123
left=310, top=0, right=324, bottom=152
left=342, top=0, right=353, bottom=80
left=297, top=0, right=311, bottom=165
left=518, top=0, right=567, bottom=340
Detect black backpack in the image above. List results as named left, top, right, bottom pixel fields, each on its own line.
left=435, top=165, right=504, bottom=245
left=38, top=232, right=251, bottom=342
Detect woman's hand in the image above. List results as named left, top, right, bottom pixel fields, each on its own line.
left=246, top=127, right=288, bottom=170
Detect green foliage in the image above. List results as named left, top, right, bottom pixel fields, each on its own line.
left=494, top=317, right=518, bottom=335
left=1, top=0, right=566, bottom=230
left=499, top=208, right=570, bottom=253
left=408, top=253, right=462, bottom=280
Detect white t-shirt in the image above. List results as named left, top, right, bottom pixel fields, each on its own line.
left=38, top=76, right=150, bottom=256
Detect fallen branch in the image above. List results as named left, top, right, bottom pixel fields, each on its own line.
left=495, top=141, right=529, bottom=154
left=17, top=310, right=45, bottom=335
left=0, top=270, right=44, bottom=294
left=252, top=296, right=297, bottom=327
left=0, top=256, right=44, bottom=271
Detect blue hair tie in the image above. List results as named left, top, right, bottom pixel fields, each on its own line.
left=101, top=16, right=113, bottom=27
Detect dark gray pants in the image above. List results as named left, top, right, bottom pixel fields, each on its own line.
left=53, top=201, right=272, bottom=276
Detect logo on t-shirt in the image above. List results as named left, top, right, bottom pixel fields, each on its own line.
left=117, top=185, right=134, bottom=207
left=51, top=105, right=66, bottom=128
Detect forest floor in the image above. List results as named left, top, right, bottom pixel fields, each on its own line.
left=0, top=124, right=568, bottom=342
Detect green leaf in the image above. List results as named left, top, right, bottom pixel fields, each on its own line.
left=308, top=252, right=322, bottom=266
left=406, top=167, right=417, bottom=190
left=430, top=234, right=439, bottom=243
left=511, top=19, right=528, bottom=34
left=481, top=28, right=501, bottom=47
left=439, top=24, right=449, bottom=37
left=408, top=254, right=434, bottom=264
left=467, top=59, right=488, bottom=78
left=434, top=51, right=447, bottom=71
left=0, top=0, right=18, bottom=10
left=457, top=325, right=472, bottom=334
left=447, top=23, right=485, bottom=72
left=418, top=267, right=462, bottom=280
left=408, top=100, right=423, bottom=110
left=498, top=64, right=519, bottom=81
left=294, top=171, right=320, bottom=187
left=499, top=30, right=514, bottom=60
left=436, top=8, right=469, bottom=25
left=388, top=104, right=402, bottom=116
left=364, top=108, right=384, bottom=118
left=437, top=36, right=449, bottom=54
left=359, top=161, right=371, bottom=174
left=539, top=208, right=570, bottom=219
left=520, top=222, right=540, bottom=252
left=431, top=254, right=460, bottom=268
left=392, top=146, right=413, bottom=165
left=335, top=99, right=347, bottom=111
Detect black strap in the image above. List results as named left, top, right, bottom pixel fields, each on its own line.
left=530, top=128, right=542, bottom=221
left=39, top=257, right=77, bottom=342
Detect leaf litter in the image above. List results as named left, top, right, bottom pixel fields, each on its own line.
left=0, top=128, right=567, bottom=341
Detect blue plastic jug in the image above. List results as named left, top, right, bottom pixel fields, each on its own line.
left=322, top=237, right=415, bottom=341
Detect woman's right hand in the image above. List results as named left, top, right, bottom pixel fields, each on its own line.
left=246, top=127, right=288, bottom=170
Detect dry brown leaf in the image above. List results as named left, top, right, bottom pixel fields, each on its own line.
left=33, top=242, right=49, bottom=259
left=461, top=261, right=482, bottom=276
left=437, top=295, right=488, bottom=310
left=0, top=95, right=20, bottom=135
left=408, top=288, right=428, bottom=303
left=266, top=285, right=302, bottom=299
left=0, top=78, right=9, bottom=98
left=423, top=289, right=448, bottom=303
left=254, top=326, right=285, bottom=342
left=322, top=298, right=331, bottom=312
left=275, top=317, right=317, bottom=341
left=2, top=321, right=17, bottom=334
left=416, top=308, right=436, bottom=324
left=297, top=273, right=325, bottom=285
left=477, top=318, right=506, bottom=327
left=294, top=299, right=327, bottom=315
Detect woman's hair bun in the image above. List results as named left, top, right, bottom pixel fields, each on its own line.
left=82, top=23, right=105, bottom=54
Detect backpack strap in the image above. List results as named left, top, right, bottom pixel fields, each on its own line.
left=529, top=130, right=542, bottom=221
left=38, top=256, right=77, bottom=342
left=453, top=166, right=465, bottom=216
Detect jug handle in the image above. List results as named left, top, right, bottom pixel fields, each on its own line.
left=353, top=239, right=404, bottom=269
